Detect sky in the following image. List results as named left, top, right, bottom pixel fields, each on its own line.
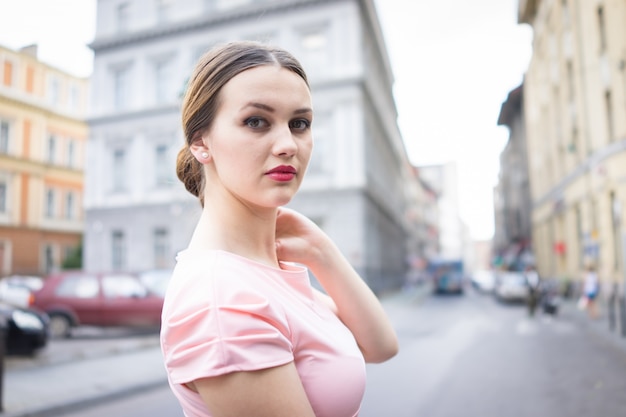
left=0, top=0, right=533, bottom=241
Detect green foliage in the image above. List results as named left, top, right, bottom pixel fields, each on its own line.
left=62, top=241, right=82, bottom=269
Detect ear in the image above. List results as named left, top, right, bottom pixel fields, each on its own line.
left=189, top=133, right=211, bottom=164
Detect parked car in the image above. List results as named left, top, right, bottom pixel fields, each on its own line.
left=0, top=301, right=49, bottom=356
left=494, top=271, right=529, bottom=302
left=0, top=275, right=44, bottom=308
left=30, top=271, right=165, bottom=338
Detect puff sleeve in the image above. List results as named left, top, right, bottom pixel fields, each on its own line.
left=161, top=260, right=294, bottom=384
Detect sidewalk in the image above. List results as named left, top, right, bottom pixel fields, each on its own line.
left=1, top=334, right=166, bottom=417
left=558, top=295, right=626, bottom=356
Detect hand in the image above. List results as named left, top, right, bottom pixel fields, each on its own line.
left=275, top=207, right=328, bottom=267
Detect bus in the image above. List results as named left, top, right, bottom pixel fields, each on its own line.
left=428, top=259, right=465, bottom=294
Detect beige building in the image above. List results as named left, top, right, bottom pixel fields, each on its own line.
left=519, top=0, right=626, bottom=292
left=0, top=44, right=89, bottom=276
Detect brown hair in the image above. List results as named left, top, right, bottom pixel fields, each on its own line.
left=176, top=40, right=309, bottom=206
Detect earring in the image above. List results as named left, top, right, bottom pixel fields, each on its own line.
left=201, top=152, right=209, bottom=159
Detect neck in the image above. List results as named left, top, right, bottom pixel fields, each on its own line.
left=188, top=198, right=279, bottom=268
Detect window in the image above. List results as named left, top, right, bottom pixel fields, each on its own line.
left=154, top=59, right=173, bottom=104
left=48, top=76, right=60, bottom=106
left=45, top=189, right=55, bottom=218
left=605, top=90, right=614, bottom=141
left=566, top=61, right=575, bottom=101
left=0, top=120, right=9, bottom=154
left=0, top=180, right=6, bottom=213
left=43, top=244, right=55, bottom=274
left=597, top=6, right=607, bottom=53
left=2, top=60, right=13, bottom=87
left=113, top=66, right=130, bottom=110
left=65, top=192, right=74, bottom=219
left=154, top=228, right=169, bottom=268
left=307, top=113, right=330, bottom=175
left=47, top=135, right=56, bottom=164
left=112, top=148, right=126, bottom=191
left=67, top=139, right=75, bottom=168
left=562, top=0, right=570, bottom=27
left=111, top=230, right=126, bottom=270
left=611, top=192, right=621, bottom=271
left=68, top=84, right=80, bottom=112
left=298, top=27, right=329, bottom=78
left=155, top=145, right=170, bottom=186
left=0, top=240, right=9, bottom=276
left=25, top=66, right=34, bottom=93
left=117, top=2, right=130, bottom=33
left=156, top=0, right=173, bottom=23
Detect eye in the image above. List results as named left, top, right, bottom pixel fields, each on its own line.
left=289, top=119, right=311, bottom=131
left=244, top=117, right=269, bottom=129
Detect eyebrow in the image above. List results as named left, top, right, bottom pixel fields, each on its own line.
left=242, top=102, right=312, bottom=115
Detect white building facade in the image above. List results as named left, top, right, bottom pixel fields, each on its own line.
left=84, top=0, right=416, bottom=292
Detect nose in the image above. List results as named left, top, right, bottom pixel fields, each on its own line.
left=273, top=125, right=297, bottom=157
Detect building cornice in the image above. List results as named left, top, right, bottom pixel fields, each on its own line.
left=87, top=103, right=180, bottom=126
left=89, top=0, right=348, bottom=52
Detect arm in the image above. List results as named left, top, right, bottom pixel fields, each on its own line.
left=190, top=362, right=316, bottom=417
left=275, top=207, right=398, bottom=363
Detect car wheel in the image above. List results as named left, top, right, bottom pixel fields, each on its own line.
left=49, top=313, right=72, bottom=339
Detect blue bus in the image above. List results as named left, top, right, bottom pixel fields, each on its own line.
left=428, top=259, right=465, bottom=294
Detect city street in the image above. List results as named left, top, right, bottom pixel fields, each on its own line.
left=42, top=287, right=626, bottom=417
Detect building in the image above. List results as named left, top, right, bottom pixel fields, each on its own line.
left=403, top=165, right=440, bottom=285
left=418, top=162, right=472, bottom=269
left=84, top=0, right=418, bottom=292
left=0, top=44, right=89, bottom=276
left=519, top=0, right=626, bottom=291
left=494, top=83, right=534, bottom=271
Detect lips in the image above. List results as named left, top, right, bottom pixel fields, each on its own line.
left=266, top=165, right=297, bottom=182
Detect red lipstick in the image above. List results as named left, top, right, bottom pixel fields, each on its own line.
left=266, top=165, right=296, bottom=182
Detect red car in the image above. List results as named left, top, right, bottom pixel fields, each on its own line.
left=30, top=271, right=164, bottom=338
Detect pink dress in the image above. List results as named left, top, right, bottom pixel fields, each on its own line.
left=160, top=249, right=366, bottom=417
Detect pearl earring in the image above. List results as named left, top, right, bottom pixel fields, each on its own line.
left=201, top=152, right=209, bottom=159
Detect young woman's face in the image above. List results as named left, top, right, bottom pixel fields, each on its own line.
left=201, top=65, right=313, bottom=209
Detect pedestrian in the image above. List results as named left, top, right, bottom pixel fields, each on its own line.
left=582, top=265, right=600, bottom=319
left=160, top=40, right=398, bottom=417
left=524, top=264, right=540, bottom=317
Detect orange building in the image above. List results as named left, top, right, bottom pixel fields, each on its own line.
left=0, top=44, right=88, bottom=276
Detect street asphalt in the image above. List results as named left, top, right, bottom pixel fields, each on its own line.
left=1, top=284, right=625, bottom=417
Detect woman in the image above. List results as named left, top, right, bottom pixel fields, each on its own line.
left=583, top=265, right=599, bottom=319
left=160, top=41, right=398, bottom=417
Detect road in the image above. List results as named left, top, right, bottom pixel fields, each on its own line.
left=57, top=287, right=626, bottom=417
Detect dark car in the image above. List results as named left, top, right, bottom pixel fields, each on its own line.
left=0, top=301, right=49, bottom=356
left=30, top=271, right=164, bottom=338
